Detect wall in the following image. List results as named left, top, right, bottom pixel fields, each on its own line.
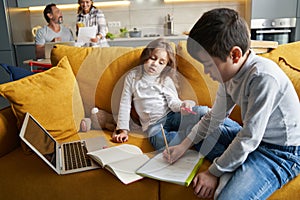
left=27, top=0, right=245, bottom=41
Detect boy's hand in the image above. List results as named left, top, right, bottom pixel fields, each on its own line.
left=163, top=137, right=192, bottom=163
left=193, top=170, right=218, bottom=199
left=163, top=145, right=185, bottom=164
left=111, top=130, right=128, bottom=143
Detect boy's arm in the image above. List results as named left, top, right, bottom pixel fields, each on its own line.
left=209, top=75, right=279, bottom=177
left=187, top=85, right=235, bottom=144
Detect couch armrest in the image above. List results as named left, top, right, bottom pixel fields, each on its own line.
left=0, top=107, right=19, bottom=157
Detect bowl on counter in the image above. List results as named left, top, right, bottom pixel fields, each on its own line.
left=129, top=28, right=142, bottom=38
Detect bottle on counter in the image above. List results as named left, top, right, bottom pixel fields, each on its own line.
left=164, top=14, right=174, bottom=36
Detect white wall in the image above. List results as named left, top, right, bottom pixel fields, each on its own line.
left=29, top=0, right=245, bottom=40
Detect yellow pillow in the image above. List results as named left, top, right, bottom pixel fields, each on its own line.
left=277, top=58, right=300, bottom=99
left=260, top=41, right=300, bottom=71
left=0, top=56, right=84, bottom=142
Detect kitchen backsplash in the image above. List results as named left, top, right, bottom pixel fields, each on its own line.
left=28, top=0, right=245, bottom=40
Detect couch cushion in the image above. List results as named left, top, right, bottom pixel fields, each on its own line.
left=260, top=41, right=300, bottom=71
left=0, top=147, right=159, bottom=200
left=260, top=41, right=300, bottom=100
left=51, top=45, right=137, bottom=116
left=0, top=57, right=84, bottom=142
left=0, top=107, right=19, bottom=157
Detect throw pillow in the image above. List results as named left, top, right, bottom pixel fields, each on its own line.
left=0, top=56, right=84, bottom=142
left=277, top=58, right=300, bottom=99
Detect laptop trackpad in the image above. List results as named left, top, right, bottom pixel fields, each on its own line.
left=85, top=136, right=108, bottom=152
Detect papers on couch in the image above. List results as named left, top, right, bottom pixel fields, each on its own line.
left=87, top=144, right=150, bottom=184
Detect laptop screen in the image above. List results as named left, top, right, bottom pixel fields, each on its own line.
left=23, top=115, right=57, bottom=169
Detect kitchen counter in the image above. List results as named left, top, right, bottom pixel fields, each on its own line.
left=14, top=35, right=188, bottom=46
left=13, top=35, right=188, bottom=68
left=108, top=35, right=187, bottom=47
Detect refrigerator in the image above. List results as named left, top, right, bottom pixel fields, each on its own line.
left=0, top=0, right=16, bottom=66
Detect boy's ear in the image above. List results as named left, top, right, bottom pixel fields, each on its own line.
left=230, top=47, right=242, bottom=64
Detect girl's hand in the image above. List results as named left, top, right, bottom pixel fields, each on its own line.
left=180, top=100, right=196, bottom=115
left=111, top=130, right=129, bottom=143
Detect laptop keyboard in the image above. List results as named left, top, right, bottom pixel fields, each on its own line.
left=63, top=141, right=92, bottom=170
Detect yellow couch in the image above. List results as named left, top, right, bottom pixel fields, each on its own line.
left=0, top=40, right=300, bottom=200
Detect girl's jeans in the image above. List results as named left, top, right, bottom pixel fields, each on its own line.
left=147, top=105, right=241, bottom=150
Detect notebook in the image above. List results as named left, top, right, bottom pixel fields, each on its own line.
left=44, top=41, right=75, bottom=59
left=19, top=112, right=108, bottom=175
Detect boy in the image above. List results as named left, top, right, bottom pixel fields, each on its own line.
left=163, top=8, right=300, bottom=199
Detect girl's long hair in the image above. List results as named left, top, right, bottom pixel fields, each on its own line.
left=138, top=38, right=179, bottom=89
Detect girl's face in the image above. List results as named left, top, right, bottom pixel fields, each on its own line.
left=80, top=0, right=92, bottom=14
left=144, top=48, right=169, bottom=76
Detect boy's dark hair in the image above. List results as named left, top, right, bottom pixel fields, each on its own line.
left=187, top=8, right=250, bottom=62
left=44, top=4, right=56, bottom=23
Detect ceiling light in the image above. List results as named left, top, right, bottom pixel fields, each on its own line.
left=29, top=1, right=130, bottom=12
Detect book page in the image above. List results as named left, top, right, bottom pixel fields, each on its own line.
left=105, top=154, right=150, bottom=184
left=136, top=150, right=203, bottom=186
left=87, top=144, right=143, bottom=167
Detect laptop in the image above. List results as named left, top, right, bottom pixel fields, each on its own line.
left=44, top=41, right=75, bottom=59
left=19, top=112, right=108, bottom=175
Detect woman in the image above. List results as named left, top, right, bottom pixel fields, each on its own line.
left=76, top=0, right=109, bottom=47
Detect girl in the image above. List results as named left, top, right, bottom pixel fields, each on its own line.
left=113, top=38, right=241, bottom=150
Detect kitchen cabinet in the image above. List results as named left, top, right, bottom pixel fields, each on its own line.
left=296, top=0, right=300, bottom=41
left=17, top=0, right=75, bottom=7
left=17, top=0, right=120, bottom=7
left=251, top=0, right=298, bottom=19
left=0, top=0, right=16, bottom=66
left=14, top=43, right=35, bottom=70
left=0, top=67, right=10, bottom=109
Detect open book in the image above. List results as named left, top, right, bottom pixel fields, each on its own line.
left=87, top=144, right=149, bottom=184
left=136, top=150, right=203, bottom=186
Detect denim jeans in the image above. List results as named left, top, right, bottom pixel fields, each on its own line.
left=193, top=121, right=300, bottom=200
left=147, top=106, right=241, bottom=151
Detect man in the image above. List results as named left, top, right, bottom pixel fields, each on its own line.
left=35, top=4, right=74, bottom=59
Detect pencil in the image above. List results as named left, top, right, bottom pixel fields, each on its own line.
left=160, top=124, right=170, bottom=155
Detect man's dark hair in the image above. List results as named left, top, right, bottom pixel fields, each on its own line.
left=43, top=4, right=56, bottom=23
left=187, top=8, right=250, bottom=62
